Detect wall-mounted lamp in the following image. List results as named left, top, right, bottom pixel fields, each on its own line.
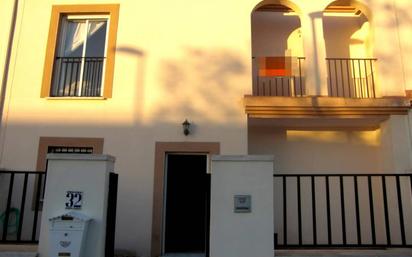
left=182, top=119, right=191, bottom=136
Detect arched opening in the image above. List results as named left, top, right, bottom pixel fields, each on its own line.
left=322, top=0, right=376, bottom=98
left=251, top=1, right=305, bottom=96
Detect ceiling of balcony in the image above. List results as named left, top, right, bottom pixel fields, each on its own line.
left=255, top=3, right=361, bottom=16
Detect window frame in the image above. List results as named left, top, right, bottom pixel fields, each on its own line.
left=36, top=137, right=104, bottom=171
left=41, top=4, right=119, bottom=98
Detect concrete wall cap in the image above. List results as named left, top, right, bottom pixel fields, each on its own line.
left=46, top=154, right=116, bottom=162
left=211, top=155, right=274, bottom=162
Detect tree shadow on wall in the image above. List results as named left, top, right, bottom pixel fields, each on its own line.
left=154, top=48, right=248, bottom=123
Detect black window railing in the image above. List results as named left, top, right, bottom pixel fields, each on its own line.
left=0, top=171, right=46, bottom=244
left=51, top=56, right=105, bottom=97
left=274, top=173, right=412, bottom=248
left=253, top=57, right=306, bottom=97
left=326, top=58, right=377, bottom=98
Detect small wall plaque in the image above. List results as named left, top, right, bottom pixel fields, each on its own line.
left=65, top=191, right=83, bottom=209
left=234, top=195, right=251, bottom=213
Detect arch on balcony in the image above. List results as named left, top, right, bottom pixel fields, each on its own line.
left=323, top=0, right=376, bottom=98
left=252, top=0, right=302, bottom=15
left=251, top=0, right=306, bottom=96
left=323, top=0, right=373, bottom=58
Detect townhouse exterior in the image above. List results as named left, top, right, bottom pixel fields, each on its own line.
left=0, top=0, right=412, bottom=256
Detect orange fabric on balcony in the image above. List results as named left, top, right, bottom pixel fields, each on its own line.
left=258, top=56, right=292, bottom=77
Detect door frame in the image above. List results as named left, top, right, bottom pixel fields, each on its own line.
left=151, top=142, right=220, bottom=257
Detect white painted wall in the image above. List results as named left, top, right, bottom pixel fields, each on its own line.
left=249, top=114, right=412, bottom=174
left=1, top=0, right=412, bottom=256
left=252, top=12, right=302, bottom=57
left=38, top=154, right=114, bottom=257
left=210, top=155, right=274, bottom=257
left=323, top=15, right=370, bottom=58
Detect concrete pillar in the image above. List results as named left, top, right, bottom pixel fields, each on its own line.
left=300, top=11, right=328, bottom=96
left=38, top=154, right=115, bottom=257
left=210, top=155, right=274, bottom=257
left=380, top=115, right=412, bottom=172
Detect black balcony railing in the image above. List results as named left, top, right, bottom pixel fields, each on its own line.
left=274, top=173, right=412, bottom=248
left=0, top=171, right=46, bottom=244
left=51, top=57, right=105, bottom=97
left=253, top=57, right=305, bottom=97
left=327, top=58, right=377, bottom=98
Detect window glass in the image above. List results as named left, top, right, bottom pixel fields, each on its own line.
left=85, top=21, right=107, bottom=57
left=61, top=20, right=86, bottom=57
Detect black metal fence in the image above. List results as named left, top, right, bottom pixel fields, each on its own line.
left=274, top=173, right=412, bottom=248
left=51, top=57, right=105, bottom=97
left=0, top=171, right=46, bottom=244
left=253, top=57, right=305, bottom=97
left=326, top=58, right=377, bottom=98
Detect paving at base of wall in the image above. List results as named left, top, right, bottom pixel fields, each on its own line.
left=0, top=253, right=37, bottom=257
left=0, top=245, right=138, bottom=257
left=276, top=249, right=412, bottom=257
left=1, top=246, right=411, bottom=257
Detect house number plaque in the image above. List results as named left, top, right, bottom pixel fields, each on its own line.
left=65, top=191, right=83, bottom=209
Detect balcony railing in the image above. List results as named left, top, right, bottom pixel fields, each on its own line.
left=253, top=57, right=306, bottom=97
left=327, top=58, right=377, bottom=98
left=51, top=57, right=105, bottom=97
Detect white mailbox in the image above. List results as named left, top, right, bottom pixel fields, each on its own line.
left=48, top=212, right=91, bottom=257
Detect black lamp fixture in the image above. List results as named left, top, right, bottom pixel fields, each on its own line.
left=182, top=119, right=191, bottom=136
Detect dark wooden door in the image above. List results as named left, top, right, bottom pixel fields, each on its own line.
left=164, top=154, right=209, bottom=254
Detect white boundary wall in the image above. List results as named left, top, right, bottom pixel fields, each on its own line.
left=38, top=154, right=115, bottom=257
left=210, top=155, right=274, bottom=257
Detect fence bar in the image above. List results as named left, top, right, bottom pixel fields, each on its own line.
left=368, top=176, right=376, bottom=245
left=369, top=60, right=376, bottom=97
left=340, top=59, right=345, bottom=96
left=340, top=175, right=347, bottom=245
left=2, top=173, right=15, bottom=240
left=354, top=176, right=361, bottom=244
left=381, top=176, right=391, bottom=245
left=299, top=58, right=303, bottom=95
left=32, top=173, right=43, bottom=241
left=358, top=59, right=363, bottom=97
left=351, top=59, right=357, bottom=97
left=396, top=176, right=406, bottom=245
left=17, top=173, right=29, bottom=241
left=62, top=59, right=69, bottom=96
left=311, top=176, right=317, bottom=245
left=328, top=60, right=333, bottom=96
left=334, top=60, right=338, bottom=96
left=283, top=176, right=287, bottom=245
left=325, top=176, right=332, bottom=245
left=297, top=176, right=302, bottom=246
left=346, top=60, right=351, bottom=97
left=363, top=60, right=370, bottom=98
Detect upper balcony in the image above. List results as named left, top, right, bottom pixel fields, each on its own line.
left=246, top=0, right=411, bottom=124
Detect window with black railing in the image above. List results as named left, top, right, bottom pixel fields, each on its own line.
left=326, top=58, right=377, bottom=98
left=52, top=56, right=105, bottom=97
left=50, top=16, right=108, bottom=97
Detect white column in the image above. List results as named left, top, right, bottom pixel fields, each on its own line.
left=210, top=155, right=274, bottom=257
left=38, top=154, right=115, bottom=257
left=300, top=11, right=328, bottom=96
left=380, top=115, right=412, bottom=172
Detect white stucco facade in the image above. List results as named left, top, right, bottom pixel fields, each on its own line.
left=1, top=0, right=412, bottom=256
